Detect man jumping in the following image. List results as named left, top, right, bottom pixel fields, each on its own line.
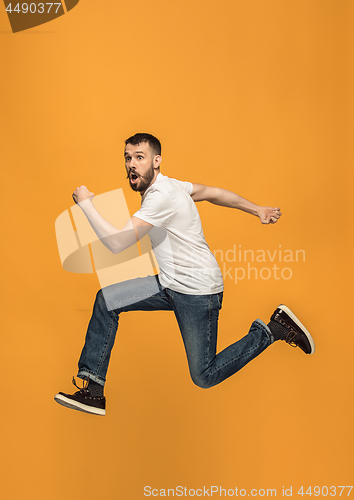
left=54, top=133, right=315, bottom=416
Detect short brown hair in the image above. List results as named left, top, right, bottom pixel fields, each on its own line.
left=125, top=133, right=161, bottom=157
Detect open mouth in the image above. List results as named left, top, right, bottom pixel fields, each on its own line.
left=130, top=172, right=139, bottom=183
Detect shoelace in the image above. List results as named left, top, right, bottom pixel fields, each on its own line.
left=72, top=376, right=89, bottom=393
left=71, top=376, right=104, bottom=400
left=284, top=329, right=298, bottom=348
left=275, top=315, right=298, bottom=348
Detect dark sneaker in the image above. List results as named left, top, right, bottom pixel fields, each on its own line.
left=270, top=304, right=315, bottom=354
left=54, top=377, right=106, bottom=416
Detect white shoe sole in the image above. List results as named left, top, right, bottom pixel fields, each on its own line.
left=54, top=394, right=106, bottom=416
left=278, top=304, right=315, bottom=354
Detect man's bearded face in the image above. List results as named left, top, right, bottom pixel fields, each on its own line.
left=127, top=161, right=155, bottom=193
left=124, top=142, right=158, bottom=194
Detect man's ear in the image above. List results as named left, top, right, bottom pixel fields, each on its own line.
left=154, top=155, right=162, bottom=169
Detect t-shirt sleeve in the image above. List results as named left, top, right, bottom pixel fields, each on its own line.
left=175, top=179, right=193, bottom=195
left=133, top=189, right=173, bottom=228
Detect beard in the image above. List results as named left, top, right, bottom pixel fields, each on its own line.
left=127, top=162, right=155, bottom=193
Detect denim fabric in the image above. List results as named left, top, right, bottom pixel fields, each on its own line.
left=77, top=275, right=273, bottom=388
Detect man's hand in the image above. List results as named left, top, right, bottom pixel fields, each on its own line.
left=257, top=206, right=282, bottom=224
left=72, top=185, right=95, bottom=204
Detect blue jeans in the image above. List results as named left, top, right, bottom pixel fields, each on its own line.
left=77, top=275, right=274, bottom=388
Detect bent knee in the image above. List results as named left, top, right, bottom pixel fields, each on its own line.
left=95, top=289, right=106, bottom=306
left=190, top=372, right=216, bottom=389
left=95, top=289, right=112, bottom=312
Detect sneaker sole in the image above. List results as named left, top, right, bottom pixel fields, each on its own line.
left=54, top=394, right=106, bottom=416
left=278, top=304, right=315, bottom=354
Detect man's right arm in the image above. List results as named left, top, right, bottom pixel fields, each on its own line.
left=72, top=185, right=153, bottom=254
left=79, top=199, right=153, bottom=253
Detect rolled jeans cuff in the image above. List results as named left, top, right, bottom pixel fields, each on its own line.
left=77, top=370, right=105, bottom=386
left=253, top=318, right=274, bottom=344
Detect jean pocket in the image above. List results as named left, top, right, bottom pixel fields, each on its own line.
left=217, top=292, right=223, bottom=309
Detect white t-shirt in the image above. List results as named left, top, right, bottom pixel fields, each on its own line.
left=133, top=172, right=224, bottom=295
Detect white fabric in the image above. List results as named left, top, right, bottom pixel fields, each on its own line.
left=133, top=172, right=224, bottom=295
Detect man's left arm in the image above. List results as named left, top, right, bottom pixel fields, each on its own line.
left=190, top=183, right=282, bottom=225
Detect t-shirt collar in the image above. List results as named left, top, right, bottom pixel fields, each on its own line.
left=141, top=172, right=164, bottom=200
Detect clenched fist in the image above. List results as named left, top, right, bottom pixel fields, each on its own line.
left=258, top=206, right=282, bottom=224
left=72, top=185, right=95, bottom=204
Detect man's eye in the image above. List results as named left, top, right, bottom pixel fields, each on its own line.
left=138, top=156, right=143, bottom=159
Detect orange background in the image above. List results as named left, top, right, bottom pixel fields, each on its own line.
left=0, top=1, right=353, bottom=499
